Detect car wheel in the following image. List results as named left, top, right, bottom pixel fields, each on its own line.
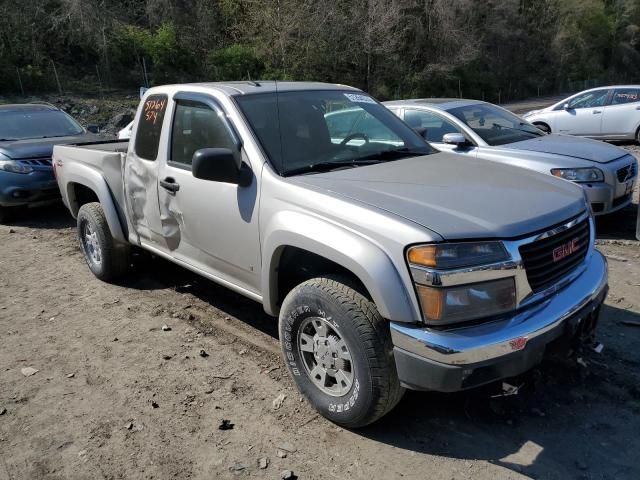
left=534, top=122, right=551, bottom=134
left=77, top=202, right=130, bottom=281
left=279, top=276, right=404, bottom=428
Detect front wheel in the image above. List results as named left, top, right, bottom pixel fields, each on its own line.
left=279, top=276, right=404, bottom=428
left=534, top=122, right=551, bottom=134
left=77, top=202, right=130, bottom=281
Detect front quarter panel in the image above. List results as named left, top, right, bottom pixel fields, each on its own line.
left=260, top=170, right=440, bottom=323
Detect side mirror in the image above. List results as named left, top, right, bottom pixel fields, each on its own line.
left=442, top=133, right=469, bottom=147
left=87, top=124, right=100, bottom=134
left=192, top=148, right=252, bottom=187
left=563, top=103, right=571, bottom=110
left=413, top=127, right=429, bottom=140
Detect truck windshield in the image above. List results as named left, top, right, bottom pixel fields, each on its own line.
left=0, top=108, right=84, bottom=140
left=448, top=103, right=544, bottom=146
left=235, top=90, right=434, bottom=176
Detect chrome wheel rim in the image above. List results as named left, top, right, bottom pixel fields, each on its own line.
left=82, top=222, right=102, bottom=267
left=298, top=317, right=354, bottom=397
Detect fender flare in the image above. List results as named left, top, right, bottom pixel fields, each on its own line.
left=261, top=211, right=417, bottom=322
left=63, top=162, right=126, bottom=243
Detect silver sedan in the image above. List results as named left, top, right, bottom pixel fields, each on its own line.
left=521, top=85, right=640, bottom=142
left=384, top=98, right=637, bottom=215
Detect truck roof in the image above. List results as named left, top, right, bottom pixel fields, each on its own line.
left=156, top=81, right=362, bottom=96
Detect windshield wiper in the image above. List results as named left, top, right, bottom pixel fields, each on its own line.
left=0, top=138, right=17, bottom=141
left=284, top=159, right=386, bottom=176
left=491, top=123, right=542, bottom=136
left=283, top=148, right=431, bottom=176
left=353, top=147, right=431, bottom=162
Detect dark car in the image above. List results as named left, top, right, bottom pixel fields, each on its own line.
left=0, top=103, right=100, bottom=222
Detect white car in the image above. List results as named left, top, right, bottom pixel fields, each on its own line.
left=522, top=85, right=640, bottom=142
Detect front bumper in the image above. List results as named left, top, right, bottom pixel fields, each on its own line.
left=583, top=181, right=635, bottom=215
left=390, top=250, right=608, bottom=392
left=0, top=169, right=60, bottom=207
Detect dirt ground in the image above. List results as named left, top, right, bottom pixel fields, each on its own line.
left=1, top=147, right=640, bottom=480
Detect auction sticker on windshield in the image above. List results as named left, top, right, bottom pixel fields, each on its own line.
left=344, top=93, right=376, bottom=104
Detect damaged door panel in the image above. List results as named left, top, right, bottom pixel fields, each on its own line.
left=123, top=94, right=168, bottom=248
left=157, top=93, right=261, bottom=294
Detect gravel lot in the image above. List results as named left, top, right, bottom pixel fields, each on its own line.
left=1, top=146, right=639, bottom=480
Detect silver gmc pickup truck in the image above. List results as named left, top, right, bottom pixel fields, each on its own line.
left=53, top=82, right=608, bottom=428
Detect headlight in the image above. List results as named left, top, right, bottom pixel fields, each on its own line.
left=551, top=167, right=603, bottom=183
left=0, top=154, right=33, bottom=174
left=415, top=279, right=516, bottom=324
left=407, top=242, right=516, bottom=325
left=407, top=242, right=509, bottom=269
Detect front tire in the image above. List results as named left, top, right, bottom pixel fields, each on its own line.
left=77, top=202, right=130, bottom=281
left=534, top=122, right=551, bottom=134
left=279, top=276, right=404, bottom=428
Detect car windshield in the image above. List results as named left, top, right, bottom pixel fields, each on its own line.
left=448, top=103, right=544, bottom=146
left=0, top=108, right=84, bottom=140
left=235, top=90, right=435, bottom=176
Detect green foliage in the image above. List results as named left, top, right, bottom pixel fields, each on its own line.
left=206, top=45, right=263, bottom=81
left=0, top=0, right=639, bottom=98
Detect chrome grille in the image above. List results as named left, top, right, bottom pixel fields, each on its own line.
left=519, top=218, right=589, bottom=293
left=617, top=162, right=636, bottom=183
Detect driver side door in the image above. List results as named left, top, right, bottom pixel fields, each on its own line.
left=157, top=93, right=261, bottom=295
left=554, top=89, right=611, bottom=136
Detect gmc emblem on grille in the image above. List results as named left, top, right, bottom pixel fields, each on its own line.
left=552, top=238, right=580, bottom=262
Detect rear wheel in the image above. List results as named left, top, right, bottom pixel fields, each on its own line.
left=534, top=122, right=551, bottom=134
left=77, top=202, right=130, bottom=281
left=279, top=276, right=404, bottom=428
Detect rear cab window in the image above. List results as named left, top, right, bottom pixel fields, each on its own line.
left=134, top=94, right=168, bottom=160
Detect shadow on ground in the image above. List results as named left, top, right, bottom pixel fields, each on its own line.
left=3, top=202, right=74, bottom=229
left=355, top=303, right=640, bottom=479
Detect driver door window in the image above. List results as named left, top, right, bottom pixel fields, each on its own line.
left=567, top=90, right=610, bottom=109
left=171, top=100, right=236, bottom=168
left=404, top=109, right=461, bottom=143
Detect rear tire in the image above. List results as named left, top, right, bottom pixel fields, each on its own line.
left=77, top=202, right=130, bottom=281
left=534, top=122, right=551, bottom=134
left=279, top=276, right=404, bottom=428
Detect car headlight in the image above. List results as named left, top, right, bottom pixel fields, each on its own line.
left=551, top=167, right=603, bottom=183
left=0, top=154, right=33, bottom=174
left=415, top=279, right=516, bottom=324
left=407, top=242, right=516, bottom=325
left=407, top=242, right=509, bottom=269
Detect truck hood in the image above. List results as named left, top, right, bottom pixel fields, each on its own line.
left=505, top=134, right=627, bottom=164
left=0, top=133, right=99, bottom=159
left=290, top=153, right=586, bottom=240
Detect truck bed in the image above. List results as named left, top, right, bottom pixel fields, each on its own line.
left=53, top=140, right=129, bottom=232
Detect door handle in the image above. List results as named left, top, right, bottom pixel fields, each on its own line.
left=636, top=106, right=640, bottom=110
left=160, top=177, right=180, bottom=194
left=592, top=110, right=602, bottom=114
